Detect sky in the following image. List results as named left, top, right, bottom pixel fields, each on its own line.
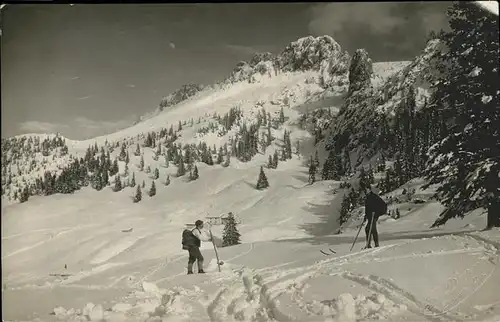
left=1, top=2, right=452, bottom=140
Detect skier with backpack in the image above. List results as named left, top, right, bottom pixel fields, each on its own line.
left=182, top=220, right=212, bottom=275
left=362, top=186, right=387, bottom=248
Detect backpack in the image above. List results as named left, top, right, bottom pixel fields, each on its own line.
left=374, top=194, right=388, bottom=217
left=181, top=228, right=200, bottom=250
left=182, top=229, right=195, bottom=250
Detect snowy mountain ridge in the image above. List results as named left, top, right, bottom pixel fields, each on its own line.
left=1, top=34, right=431, bottom=206
left=134, top=36, right=351, bottom=127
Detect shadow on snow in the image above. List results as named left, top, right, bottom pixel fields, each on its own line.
left=272, top=228, right=480, bottom=247
left=297, top=185, right=347, bottom=237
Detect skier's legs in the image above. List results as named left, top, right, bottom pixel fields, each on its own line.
left=191, top=246, right=205, bottom=272
left=372, top=220, right=379, bottom=247
left=197, top=256, right=204, bottom=272
left=187, top=248, right=197, bottom=274
left=365, top=219, right=372, bottom=247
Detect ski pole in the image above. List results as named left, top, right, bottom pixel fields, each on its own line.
left=209, top=229, right=221, bottom=272
left=350, top=220, right=365, bottom=252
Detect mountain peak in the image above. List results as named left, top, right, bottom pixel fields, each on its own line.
left=224, top=35, right=351, bottom=88
left=277, top=35, right=349, bottom=75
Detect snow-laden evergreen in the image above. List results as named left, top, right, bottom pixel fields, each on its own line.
left=423, top=2, right=500, bottom=229
left=222, top=213, right=241, bottom=247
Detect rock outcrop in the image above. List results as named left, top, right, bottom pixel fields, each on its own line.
left=159, top=84, right=205, bottom=111
left=325, top=39, right=443, bottom=166
left=226, top=36, right=351, bottom=87
left=348, top=49, right=373, bottom=94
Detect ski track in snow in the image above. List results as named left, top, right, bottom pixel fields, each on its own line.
left=4, top=226, right=499, bottom=321
left=140, top=254, right=186, bottom=286
left=89, top=235, right=147, bottom=265
left=341, top=272, right=453, bottom=322
left=203, top=245, right=398, bottom=321
left=2, top=227, right=78, bottom=240
left=464, top=232, right=500, bottom=254
left=201, top=237, right=498, bottom=322
left=1, top=224, right=99, bottom=259
left=225, top=242, right=255, bottom=262
left=6, top=232, right=497, bottom=321
left=58, top=263, right=128, bottom=285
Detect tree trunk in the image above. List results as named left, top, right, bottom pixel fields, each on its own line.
left=485, top=164, right=500, bottom=230
left=486, top=199, right=500, bottom=230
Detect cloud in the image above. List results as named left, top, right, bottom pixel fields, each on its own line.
left=224, top=44, right=276, bottom=57
left=169, top=42, right=176, bottom=49
left=126, top=84, right=136, bottom=88
left=18, top=116, right=136, bottom=140
left=307, top=2, right=450, bottom=61
left=18, top=121, right=69, bottom=134
left=72, top=116, right=136, bottom=139
left=308, top=3, right=405, bottom=36
left=77, top=95, right=92, bottom=100
left=225, top=44, right=258, bottom=55
left=74, top=117, right=132, bottom=131
left=70, top=76, right=80, bottom=81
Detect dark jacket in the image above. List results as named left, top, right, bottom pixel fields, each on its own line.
left=365, top=192, right=387, bottom=220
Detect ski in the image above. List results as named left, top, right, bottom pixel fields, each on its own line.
left=320, top=248, right=336, bottom=256
left=49, top=273, right=72, bottom=280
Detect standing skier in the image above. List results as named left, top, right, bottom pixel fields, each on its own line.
left=182, top=220, right=211, bottom=275
left=362, top=186, right=387, bottom=248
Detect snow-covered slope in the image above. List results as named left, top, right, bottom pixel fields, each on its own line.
left=2, top=34, right=499, bottom=322
left=476, top=1, right=499, bottom=15
left=3, top=178, right=499, bottom=321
